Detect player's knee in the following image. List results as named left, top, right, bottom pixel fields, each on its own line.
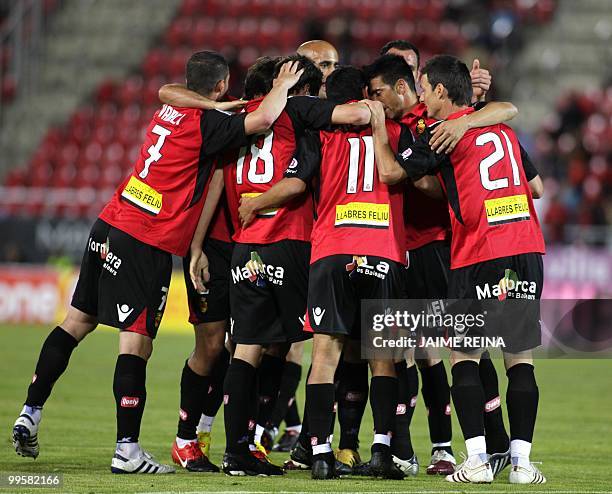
left=61, top=309, right=97, bottom=342
left=285, top=340, right=304, bottom=364
left=119, top=332, right=153, bottom=361
left=369, top=358, right=396, bottom=377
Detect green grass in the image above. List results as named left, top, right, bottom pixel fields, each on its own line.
left=1, top=325, right=611, bottom=493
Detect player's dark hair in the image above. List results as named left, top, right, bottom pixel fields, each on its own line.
left=363, top=54, right=416, bottom=94
left=380, top=39, right=420, bottom=68
left=186, top=50, right=229, bottom=94
left=274, top=54, right=322, bottom=96
left=422, top=54, right=473, bottom=106
left=244, top=56, right=280, bottom=99
left=325, top=66, right=365, bottom=104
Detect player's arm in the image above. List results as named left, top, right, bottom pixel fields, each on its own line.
left=520, top=143, right=544, bottom=199
left=189, top=167, right=224, bottom=293
left=470, top=59, right=492, bottom=103
left=364, top=100, right=407, bottom=185
left=244, top=61, right=305, bottom=134
left=429, top=101, right=518, bottom=154
left=413, top=176, right=444, bottom=199
left=240, top=131, right=320, bottom=227
left=159, top=84, right=247, bottom=112
left=239, top=178, right=307, bottom=227
left=330, top=102, right=371, bottom=126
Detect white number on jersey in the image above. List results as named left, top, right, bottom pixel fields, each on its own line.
left=140, top=125, right=172, bottom=179
left=236, top=130, right=275, bottom=185
left=477, top=130, right=521, bottom=191
left=346, top=135, right=375, bottom=193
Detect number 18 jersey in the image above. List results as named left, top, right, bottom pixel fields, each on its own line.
left=223, top=96, right=336, bottom=245
left=291, top=120, right=412, bottom=265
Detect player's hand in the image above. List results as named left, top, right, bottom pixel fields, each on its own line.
left=273, top=61, right=304, bottom=89
left=470, top=59, right=491, bottom=102
left=362, top=99, right=386, bottom=129
left=238, top=196, right=257, bottom=228
left=215, top=99, right=248, bottom=112
left=189, top=248, right=210, bottom=294
left=429, top=115, right=469, bottom=154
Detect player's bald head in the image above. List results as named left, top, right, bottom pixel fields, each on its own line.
left=296, top=40, right=339, bottom=97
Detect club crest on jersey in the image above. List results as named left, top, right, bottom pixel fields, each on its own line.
left=231, top=251, right=284, bottom=286
left=416, top=118, right=426, bottom=134
left=475, top=269, right=537, bottom=301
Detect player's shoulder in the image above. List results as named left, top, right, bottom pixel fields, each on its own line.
left=153, top=104, right=202, bottom=125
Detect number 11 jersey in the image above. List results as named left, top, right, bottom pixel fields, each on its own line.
left=291, top=119, right=412, bottom=265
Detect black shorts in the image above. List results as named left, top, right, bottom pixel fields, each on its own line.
left=447, top=253, right=544, bottom=354
left=305, top=254, right=405, bottom=339
left=183, top=238, right=233, bottom=325
left=71, top=219, right=172, bottom=339
left=404, top=240, right=450, bottom=299
left=229, top=240, right=311, bottom=345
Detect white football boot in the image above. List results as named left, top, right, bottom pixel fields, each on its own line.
left=111, top=447, right=175, bottom=474
left=445, top=453, right=493, bottom=483
left=509, top=462, right=547, bottom=484
left=13, top=411, right=40, bottom=459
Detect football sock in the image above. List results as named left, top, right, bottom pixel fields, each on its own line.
left=451, top=361, right=485, bottom=442
left=115, top=441, right=141, bottom=458
left=510, top=439, right=532, bottom=468
left=269, top=361, right=302, bottom=429
left=197, top=414, right=215, bottom=434
left=337, top=361, right=369, bottom=451
left=25, top=326, right=78, bottom=407
left=284, top=398, right=301, bottom=428
left=256, top=354, right=284, bottom=430
left=176, top=360, right=210, bottom=440
left=176, top=437, right=196, bottom=448
left=392, top=362, right=418, bottom=459
left=248, top=367, right=259, bottom=448
left=479, top=355, right=510, bottom=454
left=419, top=361, right=453, bottom=456
left=370, top=376, right=398, bottom=454
left=506, top=363, right=538, bottom=448
left=113, top=354, right=147, bottom=443
left=465, top=436, right=488, bottom=462
left=223, top=358, right=256, bottom=454
left=305, top=383, right=335, bottom=454
left=202, top=346, right=230, bottom=418
left=20, top=405, right=42, bottom=425
left=297, top=365, right=312, bottom=449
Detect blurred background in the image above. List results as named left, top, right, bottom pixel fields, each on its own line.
left=0, top=0, right=610, bottom=328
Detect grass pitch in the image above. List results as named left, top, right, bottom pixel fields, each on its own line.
left=1, top=325, right=611, bottom=493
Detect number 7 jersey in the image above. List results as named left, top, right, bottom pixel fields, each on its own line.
left=291, top=120, right=411, bottom=265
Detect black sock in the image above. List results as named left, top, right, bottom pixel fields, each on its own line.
left=284, top=398, right=301, bottom=428
left=113, top=354, right=147, bottom=443
left=297, top=365, right=312, bottom=448
left=451, top=360, right=485, bottom=440
left=479, top=355, right=510, bottom=453
left=202, top=347, right=230, bottom=418
left=223, top=358, right=256, bottom=454
left=370, top=376, right=398, bottom=454
left=176, top=361, right=210, bottom=440
left=506, top=363, right=539, bottom=442
left=392, top=362, right=417, bottom=459
left=337, top=361, right=369, bottom=451
left=25, top=327, right=78, bottom=407
left=257, top=354, right=284, bottom=429
left=269, top=361, right=302, bottom=429
left=420, top=361, right=453, bottom=455
left=305, top=383, right=335, bottom=448
left=247, top=368, right=259, bottom=447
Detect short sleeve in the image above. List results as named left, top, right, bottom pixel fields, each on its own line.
left=285, top=96, right=337, bottom=133
left=200, top=110, right=249, bottom=156
left=519, top=143, right=539, bottom=181
left=284, top=130, right=321, bottom=182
